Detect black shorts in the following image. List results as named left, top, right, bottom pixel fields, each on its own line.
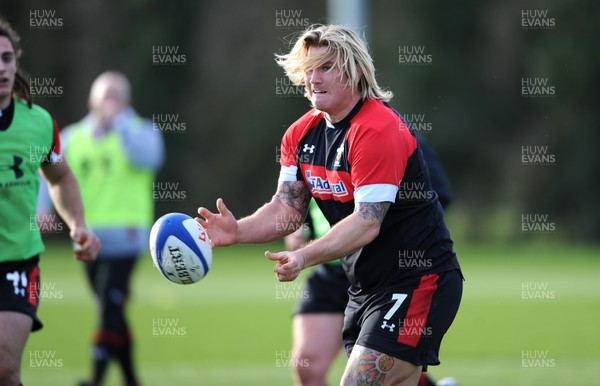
left=294, top=263, right=350, bottom=315
left=343, top=269, right=462, bottom=368
left=0, top=256, right=43, bottom=331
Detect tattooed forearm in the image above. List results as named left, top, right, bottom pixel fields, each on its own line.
left=355, top=202, right=390, bottom=222
left=275, top=181, right=311, bottom=216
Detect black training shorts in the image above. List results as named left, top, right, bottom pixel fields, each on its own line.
left=294, top=263, right=350, bottom=315
left=343, top=269, right=463, bottom=367
left=0, top=255, right=43, bottom=331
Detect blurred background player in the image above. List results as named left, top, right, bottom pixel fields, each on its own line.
left=285, top=133, right=455, bottom=386
left=59, top=71, right=164, bottom=386
left=0, top=17, right=100, bottom=386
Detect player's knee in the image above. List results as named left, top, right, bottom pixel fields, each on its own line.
left=294, top=342, right=322, bottom=363
left=292, top=348, right=329, bottom=386
left=294, top=364, right=327, bottom=386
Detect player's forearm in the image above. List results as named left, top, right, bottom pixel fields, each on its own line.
left=298, top=213, right=379, bottom=267
left=236, top=180, right=310, bottom=244
left=236, top=197, right=304, bottom=244
left=47, top=170, right=86, bottom=231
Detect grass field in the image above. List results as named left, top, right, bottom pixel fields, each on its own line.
left=21, top=240, right=600, bottom=385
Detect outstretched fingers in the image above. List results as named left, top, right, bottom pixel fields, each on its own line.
left=216, top=198, right=230, bottom=216
left=196, top=198, right=222, bottom=225
left=195, top=198, right=238, bottom=247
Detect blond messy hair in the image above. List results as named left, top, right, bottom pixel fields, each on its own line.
left=275, top=24, right=393, bottom=102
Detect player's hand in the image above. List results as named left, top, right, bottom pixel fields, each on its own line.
left=196, top=198, right=238, bottom=247
left=70, top=227, right=100, bottom=262
left=265, top=250, right=306, bottom=282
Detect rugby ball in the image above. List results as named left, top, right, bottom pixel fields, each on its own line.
left=149, top=213, right=212, bottom=284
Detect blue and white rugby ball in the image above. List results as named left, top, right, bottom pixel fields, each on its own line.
left=149, top=213, right=212, bottom=284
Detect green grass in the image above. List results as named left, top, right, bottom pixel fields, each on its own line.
left=22, top=241, right=600, bottom=385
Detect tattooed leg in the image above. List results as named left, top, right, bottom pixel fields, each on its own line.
left=340, top=344, right=421, bottom=386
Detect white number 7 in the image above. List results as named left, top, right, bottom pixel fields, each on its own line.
left=383, top=293, right=407, bottom=320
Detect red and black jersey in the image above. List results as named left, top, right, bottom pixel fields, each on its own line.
left=279, top=99, right=460, bottom=293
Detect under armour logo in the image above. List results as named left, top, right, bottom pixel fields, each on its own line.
left=1, top=156, right=24, bottom=179
left=381, top=320, right=396, bottom=332
left=303, top=144, right=315, bottom=153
